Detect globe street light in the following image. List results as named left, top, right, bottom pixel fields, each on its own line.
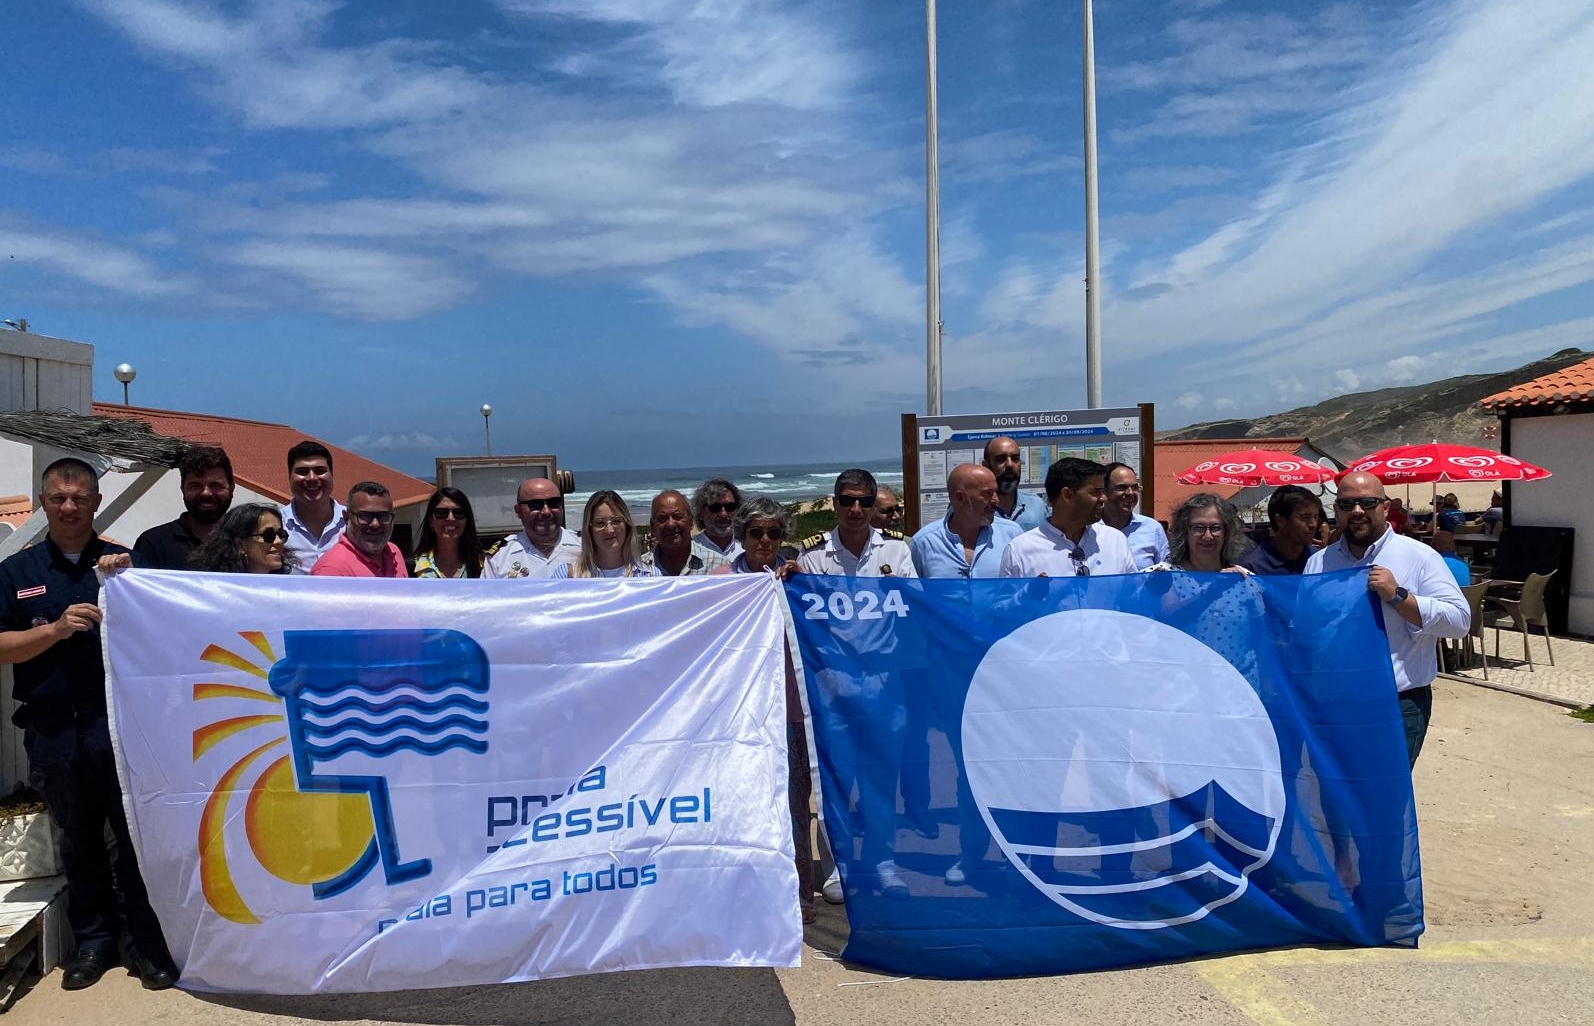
left=480, top=403, right=493, bottom=456
left=114, top=363, right=137, bottom=406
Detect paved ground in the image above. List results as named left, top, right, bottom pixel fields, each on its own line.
left=9, top=677, right=1594, bottom=1026
left=1446, top=624, right=1594, bottom=707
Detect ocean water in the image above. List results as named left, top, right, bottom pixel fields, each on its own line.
left=567, top=459, right=904, bottom=513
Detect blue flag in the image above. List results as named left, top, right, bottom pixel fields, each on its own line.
left=787, top=568, right=1422, bottom=978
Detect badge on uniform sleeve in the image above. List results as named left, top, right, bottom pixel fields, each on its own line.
left=16, top=585, right=46, bottom=600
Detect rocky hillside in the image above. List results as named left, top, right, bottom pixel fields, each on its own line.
left=1158, top=348, right=1592, bottom=462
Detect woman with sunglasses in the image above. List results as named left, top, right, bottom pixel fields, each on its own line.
left=412, top=488, right=484, bottom=579
left=551, top=490, right=656, bottom=578
left=711, top=496, right=815, bottom=923
left=97, top=503, right=297, bottom=577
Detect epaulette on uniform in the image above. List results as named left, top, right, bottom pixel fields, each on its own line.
left=484, top=539, right=505, bottom=557
left=881, top=528, right=907, bottom=541
left=798, top=532, right=828, bottom=552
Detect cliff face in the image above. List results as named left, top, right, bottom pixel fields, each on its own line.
left=1158, top=348, right=1592, bottom=462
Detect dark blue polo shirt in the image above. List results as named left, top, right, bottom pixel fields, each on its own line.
left=0, top=535, right=125, bottom=714
left=1237, top=537, right=1319, bottom=576
left=133, top=516, right=201, bottom=571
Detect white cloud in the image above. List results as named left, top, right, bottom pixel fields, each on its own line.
left=225, top=241, right=473, bottom=320
left=1176, top=391, right=1203, bottom=410
left=1385, top=355, right=1424, bottom=383
left=346, top=432, right=458, bottom=452
left=0, top=223, right=195, bottom=297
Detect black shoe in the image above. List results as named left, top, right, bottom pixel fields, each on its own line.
left=126, top=950, right=179, bottom=991
left=61, top=947, right=118, bottom=991
left=907, top=810, right=940, bottom=840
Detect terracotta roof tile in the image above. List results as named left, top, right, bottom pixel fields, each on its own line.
left=0, top=494, right=31, bottom=525
left=1479, top=355, right=1594, bottom=411
left=92, top=404, right=434, bottom=508
left=1152, top=437, right=1309, bottom=524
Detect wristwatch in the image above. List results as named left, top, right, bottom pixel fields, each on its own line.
left=1386, top=586, right=1409, bottom=606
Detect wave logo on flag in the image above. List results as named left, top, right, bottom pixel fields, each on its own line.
left=962, top=608, right=1285, bottom=930
left=191, top=629, right=490, bottom=924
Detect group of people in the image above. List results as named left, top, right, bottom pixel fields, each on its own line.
left=0, top=432, right=1469, bottom=989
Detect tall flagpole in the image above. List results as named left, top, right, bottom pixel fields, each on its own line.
left=1082, top=0, right=1103, bottom=409
left=925, top=0, right=944, bottom=417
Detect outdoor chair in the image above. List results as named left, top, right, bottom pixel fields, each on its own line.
left=1453, top=581, right=1493, bottom=680
left=1483, top=570, right=1557, bottom=672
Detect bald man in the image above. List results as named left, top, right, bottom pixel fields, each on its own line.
left=910, top=464, right=1022, bottom=579
left=981, top=436, right=1048, bottom=530
left=1306, top=471, right=1469, bottom=766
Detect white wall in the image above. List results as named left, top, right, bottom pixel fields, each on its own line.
left=0, top=332, right=93, bottom=414
left=1511, top=413, right=1594, bottom=636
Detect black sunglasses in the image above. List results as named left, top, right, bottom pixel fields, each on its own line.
left=1070, top=548, right=1091, bottom=577
left=431, top=508, right=467, bottom=520
left=706, top=501, right=739, bottom=514
left=835, top=494, right=876, bottom=509
left=517, top=497, right=563, bottom=511
left=1335, top=496, right=1387, bottom=512
left=745, top=526, right=785, bottom=541
left=249, top=528, right=289, bottom=544
left=353, top=511, right=395, bottom=526
left=877, top=506, right=903, bottom=518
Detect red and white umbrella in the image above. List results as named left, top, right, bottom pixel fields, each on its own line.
left=1344, top=443, right=1551, bottom=484
left=1175, top=449, right=1338, bottom=487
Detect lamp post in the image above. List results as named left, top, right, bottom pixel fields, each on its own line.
left=114, top=363, right=137, bottom=406
left=480, top=404, right=493, bottom=456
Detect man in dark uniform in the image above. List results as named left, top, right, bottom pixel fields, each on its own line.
left=0, top=458, right=176, bottom=991
left=132, top=445, right=234, bottom=570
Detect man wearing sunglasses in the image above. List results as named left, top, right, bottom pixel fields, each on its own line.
left=999, top=457, right=1137, bottom=578
left=798, top=469, right=918, bottom=578
left=869, top=486, right=907, bottom=537
left=483, top=477, right=581, bottom=579
left=690, top=478, right=744, bottom=560
left=311, top=482, right=407, bottom=578
left=1305, top=472, right=1469, bottom=766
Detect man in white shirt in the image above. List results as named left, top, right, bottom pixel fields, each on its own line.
left=279, top=440, right=345, bottom=574
left=482, top=477, right=581, bottom=578
left=1100, top=462, right=1169, bottom=570
left=797, top=468, right=917, bottom=904
left=999, top=458, right=1138, bottom=578
left=1305, top=471, right=1469, bottom=766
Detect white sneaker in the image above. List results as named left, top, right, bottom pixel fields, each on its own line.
left=944, top=860, right=967, bottom=886
left=821, top=870, right=844, bottom=904
left=876, top=860, right=908, bottom=899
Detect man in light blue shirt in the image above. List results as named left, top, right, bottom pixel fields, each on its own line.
left=911, top=463, right=1022, bottom=579
left=1100, top=462, right=1168, bottom=570
left=279, top=440, right=346, bottom=574
left=982, top=436, right=1048, bottom=531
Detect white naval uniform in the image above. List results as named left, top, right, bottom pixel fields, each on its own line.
left=482, top=528, right=582, bottom=579
left=797, top=527, right=917, bottom=578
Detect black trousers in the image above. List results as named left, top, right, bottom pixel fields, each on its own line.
left=24, top=711, right=169, bottom=959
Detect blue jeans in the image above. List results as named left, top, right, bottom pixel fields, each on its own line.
left=1399, top=686, right=1433, bottom=767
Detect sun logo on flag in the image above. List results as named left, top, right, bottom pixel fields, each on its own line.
left=193, top=628, right=492, bottom=925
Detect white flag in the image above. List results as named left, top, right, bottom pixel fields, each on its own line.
left=102, top=571, right=800, bottom=994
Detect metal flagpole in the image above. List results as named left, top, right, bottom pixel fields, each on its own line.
left=1082, top=0, right=1103, bottom=409
left=925, top=0, right=944, bottom=417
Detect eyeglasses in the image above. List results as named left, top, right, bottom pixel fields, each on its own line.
left=517, top=498, right=563, bottom=511
left=431, top=508, right=467, bottom=520
left=1335, top=496, right=1387, bottom=512
left=835, top=494, right=876, bottom=509
left=1188, top=523, right=1226, bottom=536
left=744, top=526, right=785, bottom=541
left=877, top=506, right=903, bottom=519
left=590, top=518, right=628, bottom=530
left=352, top=511, right=395, bottom=526
left=706, top=501, right=739, bottom=514
left=1110, top=484, right=1142, bottom=494
left=249, top=528, right=289, bottom=544
left=1069, top=549, right=1091, bottom=577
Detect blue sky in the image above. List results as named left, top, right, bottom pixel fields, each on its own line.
left=3, top=0, right=1593, bottom=475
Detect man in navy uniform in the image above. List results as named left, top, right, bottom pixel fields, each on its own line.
left=0, top=458, right=176, bottom=990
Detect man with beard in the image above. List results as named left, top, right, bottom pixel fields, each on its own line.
left=483, top=477, right=581, bottom=578
left=999, top=457, right=1137, bottom=577
left=981, top=436, right=1047, bottom=530
left=1306, top=471, right=1468, bottom=766
left=133, top=446, right=234, bottom=570
left=642, top=490, right=730, bottom=575
left=691, top=478, right=744, bottom=560
left=310, top=482, right=407, bottom=578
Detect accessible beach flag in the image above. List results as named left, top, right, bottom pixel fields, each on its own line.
left=788, top=569, right=1423, bottom=978
left=102, top=571, right=800, bottom=994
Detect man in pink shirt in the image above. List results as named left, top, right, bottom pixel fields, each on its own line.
left=310, top=482, right=407, bottom=578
